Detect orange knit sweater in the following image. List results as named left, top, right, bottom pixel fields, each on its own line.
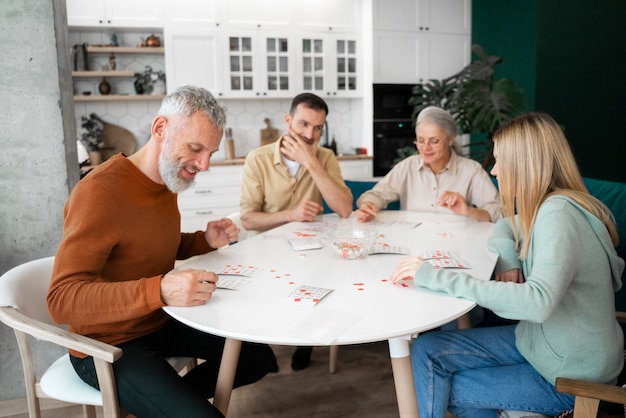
left=47, top=154, right=213, bottom=357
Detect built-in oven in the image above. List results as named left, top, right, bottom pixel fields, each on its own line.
left=373, top=120, right=415, bottom=177
left=373, top=84, right=416, bottom=177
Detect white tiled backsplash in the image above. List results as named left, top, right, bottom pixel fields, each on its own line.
left=71, top=29, right=360, bottom=160
left=74, top=98, right=358, bottom=160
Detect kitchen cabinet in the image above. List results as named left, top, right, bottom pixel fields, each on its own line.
left=178, top=157, right=373, bottom=231
left=298, top=33, right=361, bottom=98
left=66, top=0, right=164, bottom=28
left=373, top=0, right=471, bottom=84
left=163, top=0, right=220, bottom=29
left=373, top=0, right=470, bottom=34
left=291, top=0, right=362, bottom=32
left=178, top=165, right=243, bottom=232
left=220, top=0, right=291, bottom=30
left=72, top=45, right=166, bottom=101
left=373, top=31, right=470, bottom=84
left=222, top=31, right=295, bottom=98
left=164, top=28, right=223, bottom=96
left=339, top=158, right=374, bottom=180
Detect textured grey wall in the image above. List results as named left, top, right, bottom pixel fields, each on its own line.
left=0, top=0, right=78, bottom=401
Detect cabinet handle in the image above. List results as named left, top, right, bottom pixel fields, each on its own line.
left=195, top=189, right=212, bottom=194
left=196, top=210, right=213, bottom=215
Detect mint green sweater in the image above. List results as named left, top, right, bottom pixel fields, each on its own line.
left=413, top=196, right=624, bottom=385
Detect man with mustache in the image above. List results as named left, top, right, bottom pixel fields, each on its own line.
left=240, top=92, right=353, bottom=370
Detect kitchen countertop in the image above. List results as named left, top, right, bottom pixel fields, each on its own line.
left=211, top=154, right=373, bottom=167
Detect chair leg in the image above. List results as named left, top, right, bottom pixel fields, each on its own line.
left=572, top=396, right=600, bottom=418
left=329, top=345, right=339, bottom=374
left=82, top=404, right=97, bottom=418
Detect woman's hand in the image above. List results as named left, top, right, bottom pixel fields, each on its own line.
left=389, top=256, right=425, bottom=284
left=354, top=202, right=378, bottom=222
left=438, top=191, right=470, bottom=216
left=495, top=268, right=525, bottom=283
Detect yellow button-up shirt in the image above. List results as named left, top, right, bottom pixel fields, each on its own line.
left=240, top=137, right=350, bottom=216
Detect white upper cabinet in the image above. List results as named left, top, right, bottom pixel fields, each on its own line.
left=220, top=31, right=295, bottom=98
left=373, top=0, right=472, bottom=84
left=220, top=0, right=291, bottom=30
left=374, top=0, right=471, bottom=34
left=163, top=0, right=220, bottom=29
left=164, top=28, right=222, bottom=96
left=66, top=0, right=164, bottom=28
left=291, top=0, right=362, bottom=32
left=297, top=34, right=361, bottom=98
left=417, top=0, right=471, bottom=34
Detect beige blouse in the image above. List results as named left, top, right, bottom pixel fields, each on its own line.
left=357, top=151, right=502, bottom=222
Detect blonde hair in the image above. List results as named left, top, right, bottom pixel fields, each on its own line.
left=492, top=112, right=619, bottom=259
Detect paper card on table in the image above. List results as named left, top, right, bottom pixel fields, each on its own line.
left=284, top=285, right=334, bottom=307
left=426, top=258, right=471, bottom=269
left=419, top=250, right=459, bottom=259
left=288, top=238, right=324, bottom=251
left=369, top=244, right=410, bottom=255
left=369, top=220, right=422, bottom=229
left=286, top=308, right=364, bottom=344
left=216, top=276, right=251, bottom=290
left=215, top=264, right=262, bottom=277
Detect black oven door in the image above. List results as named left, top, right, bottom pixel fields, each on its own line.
left=373, top=120, right=415, bottom=177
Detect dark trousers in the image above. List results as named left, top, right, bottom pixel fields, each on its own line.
left=71, top=318, right=277, bottom=418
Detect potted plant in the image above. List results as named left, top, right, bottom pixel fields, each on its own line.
left=134, top=65, right=166, bottom=95
left=408, top=44, right=526, bottom=169
left=79, top=114, right=104, bottom=164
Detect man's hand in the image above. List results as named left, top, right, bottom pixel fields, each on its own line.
left=280, top=127, right=318, bottom=167
left=161, top=269, right=218, bottom=306
left=205, top=218, right=239, bottom=248
left=290, top=200, right=323, bottom=222
left=354, top=202, right=378, bottom=223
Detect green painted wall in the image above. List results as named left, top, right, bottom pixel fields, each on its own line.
left=473, top=0, right=626, bottom=183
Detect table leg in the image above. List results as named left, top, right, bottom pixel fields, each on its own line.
left=213, top=338, right=242, bottom=416
left=388, top=337, right=419, bottom=418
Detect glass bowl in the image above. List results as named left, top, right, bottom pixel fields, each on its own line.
left=329, top=227, right=377, bottom=260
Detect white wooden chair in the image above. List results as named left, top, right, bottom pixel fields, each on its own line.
left=555, top=312, right=626, bottom=418
left=0, top=257, right=195, bottom=418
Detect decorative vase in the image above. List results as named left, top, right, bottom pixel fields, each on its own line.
left=98, top=78, right=111, bottom=95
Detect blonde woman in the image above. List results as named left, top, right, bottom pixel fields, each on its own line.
left=355, top=106, right=501, bottom=223
left=389, top=112, right=624, bottom=417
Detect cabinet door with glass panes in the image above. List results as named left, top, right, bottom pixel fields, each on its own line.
left=261, top=35, right=294, bottom=97
left=224, top=33, right=255, bottom=98
left=298, top=34, right=361, bottom=98
left=223, top=32, right=294, bottom=98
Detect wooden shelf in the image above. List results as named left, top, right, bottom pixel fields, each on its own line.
left=73, top=94, right=166, bottom=102
left=72, top=70, right=135, bottom=77
left=87, top=46, right=164, bottom=54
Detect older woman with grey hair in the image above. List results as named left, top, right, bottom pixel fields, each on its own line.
left=355, top=106, right=502, bottom=223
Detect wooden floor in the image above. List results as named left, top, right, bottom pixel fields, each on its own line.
left=10, top=342, right=438, bottom=418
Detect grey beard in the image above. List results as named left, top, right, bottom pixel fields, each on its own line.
left=158, top=153, right=195, bottom=193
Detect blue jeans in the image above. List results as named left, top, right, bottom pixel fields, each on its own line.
left=412, top=325, right=574, bottom=418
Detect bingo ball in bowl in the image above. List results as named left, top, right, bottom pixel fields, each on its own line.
left=330, top=227, right=377, bottom=260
